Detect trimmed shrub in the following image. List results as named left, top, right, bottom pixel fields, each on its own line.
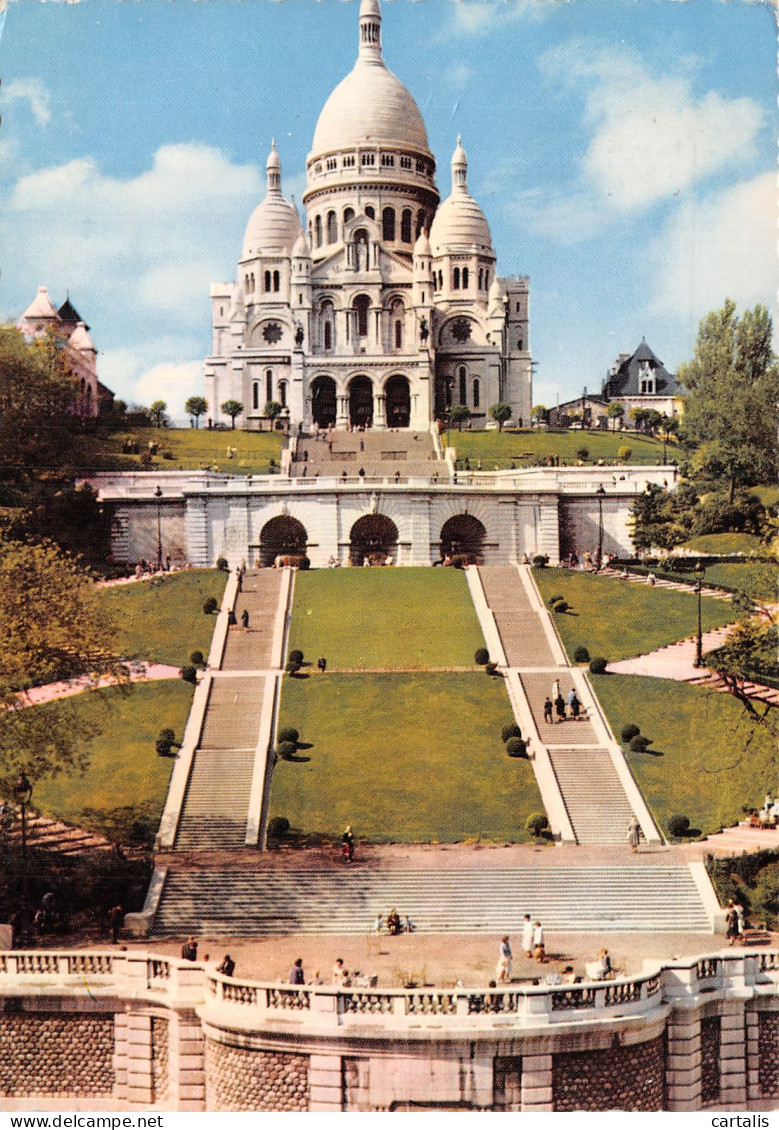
left=506, top=737, right=527, bottom=757
left=277, top=727, right=300, bottom=745
left=155, top=728, right=176, bottom=757
left=667, top=813, right=690, bottom=838
left=276, top=741, right=298, bottom=760
left=288, top=649, right=304, bottom=666
left=629, top=734, right=652, bottom=753
left=181, top=665, right=197, bottom=684
left=216, top=556, right=229, bottom=571
left=190, top=650, right=205, bottom=667
left=589, top=656, right=608, bottom=674
left=267, top=816, right=290, bottom=839
left=526, top=812, right=549, bottom=837
left=501, top=722, right=522, bottom=743
left=485, top=661, right=499, bottom=676
left=299, top=557, right=311, bottom=571
left=575, top=446, right=590, bottom=462
left=286, top=658, right=302, bottom=676
left=573, top=646, right=590, bottom=663
left=618, top=446, right=632, bottom=462
left=552, top=600, right=569, bottom=613
left=621, top=723, right=641, bottom=743
left=203, top=597, right=218, bottom=615
left=474, top=648, right=489, bottom=666
left=548, top=595, right=564, bottom=606
left=532, top=555, right=549, bottom=568
left=449, top=553, right=475, bottom=569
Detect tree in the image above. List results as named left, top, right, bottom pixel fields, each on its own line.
left=221, top=399, right=244, bottom=429
left=148, top=400, right=169, bottom=428
left=531, top=404, right=549, bottom=425
left=607, top=401, right=624, bottom=431
left=678, top=301, right=779, bottom=501
left=449, top=404, right=470, bottom=431
left=490, top=403, right=512, bottom=431
left=264, top=401, right=282, bottom=432
left=0, top=325, right=77, bottom=470
left=185, top=396, right=207, bottom=429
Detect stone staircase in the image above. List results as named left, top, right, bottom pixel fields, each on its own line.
left=220, top=571, right=282, bottom=671
left=546, top=748, right=637, bottom=845
left=291, top=431, right=448, bottom=481
left=150, top=865, right=713, bottom=936
left=174, top=747, right=258, bottom=851
left=478, top=567, right=557, bottom=667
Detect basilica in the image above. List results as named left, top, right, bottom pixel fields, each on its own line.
left=204, top=0, right=532, bottom=433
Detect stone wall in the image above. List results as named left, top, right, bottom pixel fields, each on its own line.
left=151, top=1017, right=170, bottom=1105
left=493, top=1056, right=522, bottom=1111
left=0, top=1011, right=114, bottom=1098
left=700, top=1015, right=721, bottom=1105
left=758, top=1013, right=779, bottom=1098
left=204, top=1041, right=309, bottom=1111
left=553, top=1036, right=666, bottom=1112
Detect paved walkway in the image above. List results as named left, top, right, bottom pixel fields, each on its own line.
left=14, top=662, right=182, bottom=708
left=599, top=565, right=733, bottom=600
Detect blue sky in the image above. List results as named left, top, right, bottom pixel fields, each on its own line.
left=0, top=0, right=775, bottom=419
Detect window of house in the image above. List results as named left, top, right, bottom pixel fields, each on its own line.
left=382, top=207, right=395, bottom=241
left=344, top=207, right=355, bottom=225
left=401, top=209, right=412, bottom=243
left=253, top=382, right=259, bottom=411
left=343, top=155, right=355, bottom=168
left=278, top=381, right=287, bottom=408
left=365, top=205, right=375, bottom=219
left=361, top=152, right=375, bottom=167
left=517, top=338, right=523, bottom=351
left=473, top=378, right=480, bottom=408
left=324, top=321, right=332, bottom=350
left=400, top=156, right=412, bottom=170
left=326, top=157, right=337, bottom=171
left=380, top=153, right=394, bottom=167
left=478, top=269, right=483, bottom=290
left=462, top=267, right=469, bottom=289
left=416, top=210, right=426, bottom=238
left=416, top=159, right=426, bottom=173
left=314, top=162, right=322, bottom=175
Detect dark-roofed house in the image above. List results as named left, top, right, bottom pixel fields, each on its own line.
left=602, top=339, right=685, bottom=419
left=548, top=390, right=610, bottom=430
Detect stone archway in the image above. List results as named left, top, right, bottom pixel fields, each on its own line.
left=385, top=375, right=411, bottom=428
left=259, top=515, right=308, bottom=567
left=349, top=376, right=373, bottom=428
left=440, top=514, right=486, bottom=564
left=311, top=376, right=337, bottom=428
left=350, top=513, right=398, bottom=566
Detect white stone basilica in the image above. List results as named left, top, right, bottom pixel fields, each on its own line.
left=205, top=0, right=532, bottom=433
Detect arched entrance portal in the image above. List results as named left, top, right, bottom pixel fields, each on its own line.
left=349, top=376, right=373, bottom=428
left=440, top=514, right=487, bottom=564
left=350, top=514, right=398, bottom=566
left=385, top=375, right=410, bottom=428
left=259, top=515, right=308, bottom=567
left=311, top=376, right=336, bottom=428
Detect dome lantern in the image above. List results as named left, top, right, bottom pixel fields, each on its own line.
left=241, top=142, right=302, bottom=260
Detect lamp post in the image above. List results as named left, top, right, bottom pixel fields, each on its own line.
left=596, top=484, right=606, bottom=570
left=154, top=485, right=163, bottom=572
left=14, top=771, right=32, bottom=859
left=694, top=562, right=705, bottom=667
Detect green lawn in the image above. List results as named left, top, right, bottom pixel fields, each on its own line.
left=74, top=428, right=284, bottom=476
left=289, top=568, right=486, bottom=668
left=594, top=675, right=777, bottom=837
left=32, top=681, right=192, bottom=838
left=443, top=428, right=669, bottom=469
left=533, top=568, right=737, bottom=661
left=96, top=569, right=227, bottom=665
left=681, top=532, right=767, bottom=556
left=271, top=673, right=543, bottom=842
left=698, top=561, right=777, bottom=603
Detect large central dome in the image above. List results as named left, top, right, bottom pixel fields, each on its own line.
left=310, top=0, right=432, bottom=158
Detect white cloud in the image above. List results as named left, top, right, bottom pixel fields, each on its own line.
left=509, top=187, right=603, bottom=245
left=540, top=41, right=763, bottom=212
left=446, top=62, right=474, bottom=87
left=99, top=337, right=205, bottom=414
left=135, top=362, right=203, bottom=419
left=448, top=0, right=546, bottom=36
left=645, top=171, right=777, bottom=324
left=4, top=78, right=52, bottom=127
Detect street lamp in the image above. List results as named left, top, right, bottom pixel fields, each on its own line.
left=596, top=484, right=606, bottom=570
left=154, top=485, right=163, bottom=572
left=14, top=771, right=33, bottom=859
left=694, top=561, right=705, bottom=667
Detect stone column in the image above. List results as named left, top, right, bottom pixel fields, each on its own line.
left=374, top=394, right=386, bottom=430
left=719, top=1001, right=747, bottom=1107
left=337, top=396, right=349, bottom=429
left=665, top=1013, right=702, bottom=1111
left=171, top=1009, right=206, bottom=1111
left=309, top=1053, right=343, bottom=1111
left=125, top=1012, right=154, bottom=1106
left=520, top=1052, right=553, bottom=1112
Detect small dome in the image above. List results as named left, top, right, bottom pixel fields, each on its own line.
left=414, top=230, right=432, bottom=257
left=430, top=138, right=492, bottom=255
left=242, top=142, right=302, bottom=259
left=292, top=232, right=311, bottom=259
left=488, top=275, right=507, bottom=315
left=68, top=322, right=96, bottom=354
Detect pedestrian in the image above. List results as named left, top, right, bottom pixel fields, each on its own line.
left=332, top=958, right=347, bottom=986
left=241, top=609, right=249, bottom=630
left=522, top=914, right=533, bottom=957
left=543, top=698, right=553, bottom=724
left=181, top=937, right=198, bottom=962
left=570, top=692, right=581, bottom=720
left=290, top=957, right=306, bottom=984
left=734, top=899, right=745, bottom=936
left=236, top=569, right=243, bottom=593
left=342, top=825, right=355, bottom=863
left=496, top=935, right=512, bottom=982
left=627, top=816, right=640, bottom=852
left=217, top=954, right=235, bottom=977
left=554, top=693, right=566, bottom=722
left=228, top=608, right=237, bottom=627
left=532, top=921, right=546, bottom=962
left=108, top=905, right=123, bottom=944
left=317, top=656, right=327, bottom=674
left=725, top=901, right=739, bottom=946
left=551, top=678, right=560, bottom=702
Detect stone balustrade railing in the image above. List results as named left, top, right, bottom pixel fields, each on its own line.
left=2, top=950, right=776, bottom=1030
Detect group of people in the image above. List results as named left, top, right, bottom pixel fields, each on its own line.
left=496, top=917, right=547, bottom=981
left=181, top=936, right=235, bottom=977
left=376, top=909, right=415, bottom=936
left=754, top=795, right=779, bottom=828
left=543, top=680, right=583, bottom=724
left=725, top=899, right=747, bottom=945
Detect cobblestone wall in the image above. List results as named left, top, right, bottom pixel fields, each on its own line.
left=758, top=1013, right=779, bottom=1098
left=205, top=1042, right=309, bottom=1111
left=0, top=1013, right=114, bottom=1097
left=151, top=1017, right=170, bottom=1105
left=700, top=1016, right=721, bottom=1105
left=493, top=1057, right=522, bottom=1111
left=553, top=1036, right=665, bottom=1112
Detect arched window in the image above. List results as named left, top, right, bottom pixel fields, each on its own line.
left=453, top=267, right=460, bottom=290
left=390, top=298, right=404, bottom=350
left=484, top=269, right=490, bottom=289
left=438, top=271, right=444, bottom=290
left=401, top=209, right=412, bottom=243
left=278, top=381, right=287, bottom=409
left=344, top=207, right=355, bottom=226
left=395, top=320, right=403, bottom=349
left=365, top=205, right=375, bottom=220
left=324, top=321, right=332, bottom=350
left=459, top=366, right=467, bottom=405
left=462, top=267, right=469, bottom=289
left=354, top=294, right=370, bottom=338
left=478, top=268, right=483, bottom=290
left=251, top=273, right=256, bottom=292
left=253, top=382, right=259, bottom=411
left=416, top=210, right=425, bottom=237
left=266, top=370, right=273, bottom=403
left=315, top=215, right=322, bottom=247
left=264, top=270, right=271, bottom=292
left=473, top=378, right=480, bottom=408
left=320, top=300, right=334, bottom=352
left=382, top=207, right=396, bottom=242
left=517, top=338, right=523, bottom=351
left=273, top=270, right=280, bottom=292
left=327, top=211, right=337, bottom=243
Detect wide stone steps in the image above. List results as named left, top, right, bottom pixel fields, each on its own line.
left=198, top=677, right=264, bottom=748
left=547, top=748, right=636, bottom=844
left=220, top=571, right=282, bottom=671
left=478, top=567, right=557, bottom=667
left=151, top=866, right=712, bottom=936
left=175, top=748, right=257, bottom=851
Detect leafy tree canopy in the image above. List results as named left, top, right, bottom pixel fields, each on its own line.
left=147, top=400, right=169, bottom=428
left=0, top=325, right=77, bottom=472
left=489, top=403, right=512, bottom=431
left=185, top=396, right=207, bottom=427
left=221, top=399, right=244, bottom=429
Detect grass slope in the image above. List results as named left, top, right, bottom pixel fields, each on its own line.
left=32, top=681, right=192, bottom=836
left=533, top=568, right=737, bottom=661
left=75, top=428, right=284, bottom=476
left=443, top=428, right=669, bottom=469
left=594, top=674, right=777, bottom=836
left=681, top=533, right=766, bottom=556
left=272, top=673, right=542, bottom=842
left=289, top=568, right=486, bottom=668
left=96, top=569, right=227, bottom=666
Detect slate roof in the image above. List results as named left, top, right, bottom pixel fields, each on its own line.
left=58, top=298, right=89, bottom=331
left=603, top=339, right=683, bottom=399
